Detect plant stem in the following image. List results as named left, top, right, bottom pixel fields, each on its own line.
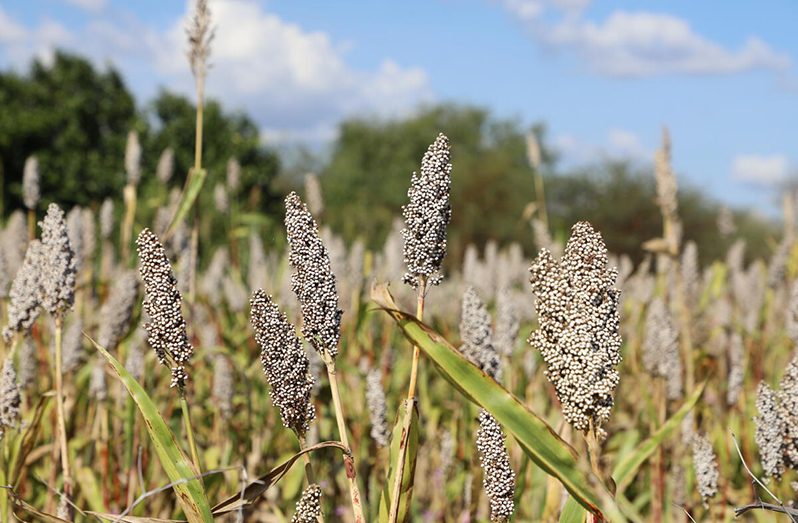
left=323, top=357, right=365, bottom=523
left=179, top=389, right=202, bottom=475
left=26, top=208, right=35, bottom=242
left=388, top=278, right=427, bottom=523
left=53, top=315, right=72, bottom=507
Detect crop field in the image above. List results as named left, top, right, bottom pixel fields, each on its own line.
left=0, top=1, right=796, bottom=523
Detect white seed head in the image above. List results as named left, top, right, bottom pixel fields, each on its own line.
left=0, top=358, right=21, bottom=434
left=226, top=157, right=240, bottom=192
left=98, top=271, right=139, bottom=350
left=212, top=355, right=234, bottom=421
left=691, top=433, right=719, bottom=507
left=528, top=222, right=622, bottom=435
left=156, top=148, right=174, bottom=184
left=250, top=290, right=316, bottom=435
left=100, top=198, right=114, bottom=240
left=125, top=130, right=141, bottom=186
left=365, top=369, right=390, bottom=447
left=39, top=204, right=77, bottom=317
left=459, top=287, right=500, bottom=381
left=22, top=156, right=40, bottom=210
left=754, top=382, right=785, bottom=479
left=2, top=240, right=43, bottom=343
left=304, top=173, right=324, bottom=216
left=290, top=484, right=322, bottom=523
left=136, top=228, right=193, bottom=389
left=401, top=133, right=452, bottom=288
left=642, top=298, right=682, bottom=400
left=476, top=410, right=515, bottom=522
left=494, top=288, right=520, bottom=358
left=285, top=192, right=342, bottom=359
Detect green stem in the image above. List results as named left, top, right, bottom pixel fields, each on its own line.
left=180, top=390, right=202, bottom=475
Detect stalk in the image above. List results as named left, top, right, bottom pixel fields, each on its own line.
left=179, top=390, right=202, bottom=475
left=26, top=209, right=35, bottom=242
left=388, top=277, right=426, bottom=523
left=53, top=316, right=72, bottom=503
left=323, top=356, right=365, bottom=523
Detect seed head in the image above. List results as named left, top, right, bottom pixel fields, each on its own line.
left=61, top=318, right=84, bottom=374
left=788, top=280, right=798, bottom=345
left=642, top=298, right=682, bottom=400
left=66, top=206, right=84, bottom=273
left=459, top=287, right=500, bottom=381
left=401, top=133, right=452, bottom=288
left=22, top=156, right=39, bottom=210
left=284, top=192, right=342, bottom=359
left=365, top=369, right=390, bottom=448
left=226, top=158, right=240, bottom=192
left=212, top=355, right=234, bottom=421
left=136, top=228, right=193, bottom=389
left=494, top=288, right=519, bottom=358
left=754, top=382, right=785, bottom=479
left=250, top=289, right=316, bottom=435
left=39, top=204, right=77, bottom=317
left=18, top=336, right=37, bottom=389
left=82, top=207, right=96, bottom=266
left=98, top=271, right=139, bottom=350
left=778, top=355, right=798, bottom=467
left=304, top=173, right=324, bottom=216
left=125, top=327, right=146, bottom=382
left=156, top=148, right=175, bottom=184
left=681, top=241, right=699, bottom=307
left=187, top=0, right=213, bottom=81
left=201, top=248, right=228, bottom=306
left=691, top=433, right=719, bottom=507
left=291, top=484, right=322, bottom=523
left=125, top=130, right=141, bottom=186
left=0, top=358, right=21, bottom=435
left=726, top=333, right=744, bottom=406
left=100, top=198, right=114, bottom=240
left=528, top=222, right=622, bottom=435
left=89, top=361, right=107, bottom=401
left=0, top=250, right=8, bottom=300
left=717, top=206, right=736, bottom=237
left=214, top=183, right=228, bottom=213
left=476, top=410, right=515, bottom=522
left=2, top=240, right=43, bottom=343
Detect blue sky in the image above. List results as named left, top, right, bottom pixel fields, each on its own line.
left=1, top=0, right=796, bottom=214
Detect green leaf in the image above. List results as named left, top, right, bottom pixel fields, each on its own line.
left=88, top=336, right=213, bottom=523
left=559, top=496, right=587, bottom=523
left=378, top=399, right=419, bottom=523
left=165, top=167, right=207, bottom=238
left=611, top=381, right=706, bottom=493
left=372, top=285, right=613, bottom=518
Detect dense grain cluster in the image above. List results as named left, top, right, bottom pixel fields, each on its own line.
left=691, top=434, right=719, bottom=507
left=97, top=270, right=139, bottom=350
left=250, top=289, right=315, bottom=435
left=401, top=133, right=452, bottom=288
left=365, top=368, right=390, bottom=447
left=528, top=221, right=621, bottom=435
left=459, top=287, right=500, bottom=380
left=0, top=358, right=21, bottom=438
left=39, top=203, right=77, bottom=316
left=136, top=228, right=193, bottom=389
left=2, top=241, right=42, bottom=342
left=642, top=298, right=683, bottom=400
left=476, top=410, right=515, bottom=522
left=285, top=192, right=342, bottom=360
left=291, top=484, right=322, bottom=523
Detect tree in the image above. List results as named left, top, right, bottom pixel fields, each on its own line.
left=0, top=51, right=136, bottom=210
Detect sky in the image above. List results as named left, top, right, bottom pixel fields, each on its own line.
left=0, top=0, right=796, bottom=213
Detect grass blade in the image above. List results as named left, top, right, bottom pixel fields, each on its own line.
left=378, top=399, right=419, bottom=523
left=372, top=284, right=612, bottom=517
left=559, top=496, right=587, bottom=523
left=610, top=381, right=705, bottom=493
left=165, top=167, right=207, bottom=239
left=88, top=335, right=213, bottom=523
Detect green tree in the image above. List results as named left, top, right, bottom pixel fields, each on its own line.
left=321, top=104, right=556, bottom=263
left=0, top=51, right=136, bottom=210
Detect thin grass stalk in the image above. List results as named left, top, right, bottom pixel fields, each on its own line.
left=179, top=390, right=202, bottom=475
left=26, top=209, right=35, bottom=243
left=650, top=379, right=665, bottom=523
left=53, top=316, right=72, bottom=508
left=388, top=277, right=427, bottom=523
left=323, top=355, right=365, bottom=523
left=98, top=400, right=110, bottom=508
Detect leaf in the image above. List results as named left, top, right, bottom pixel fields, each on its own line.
left=88, top=514, right=185, bottom=523
left=559, top=496, right=587, bottom=523
left=611, top=381, right=706, bottom=493
left=210, top=441, right=348, bottom=516
left=371, top=284, right=612, bottom=517
left=165, top=167, right=207, bottom=238
left=378, top=399, right=419, bottom=523
left=88, top=335, right=213, bottom=523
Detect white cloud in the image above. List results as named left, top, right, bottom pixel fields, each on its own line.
left=500, top=1, right=791, bottom=77
left=732, top=154, right=788, bottom=186
left=0, top=0, right=431, bottom=143
left=149, top=0, right=432, bottom=141
left=63, top=0, right=107, bottom=12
